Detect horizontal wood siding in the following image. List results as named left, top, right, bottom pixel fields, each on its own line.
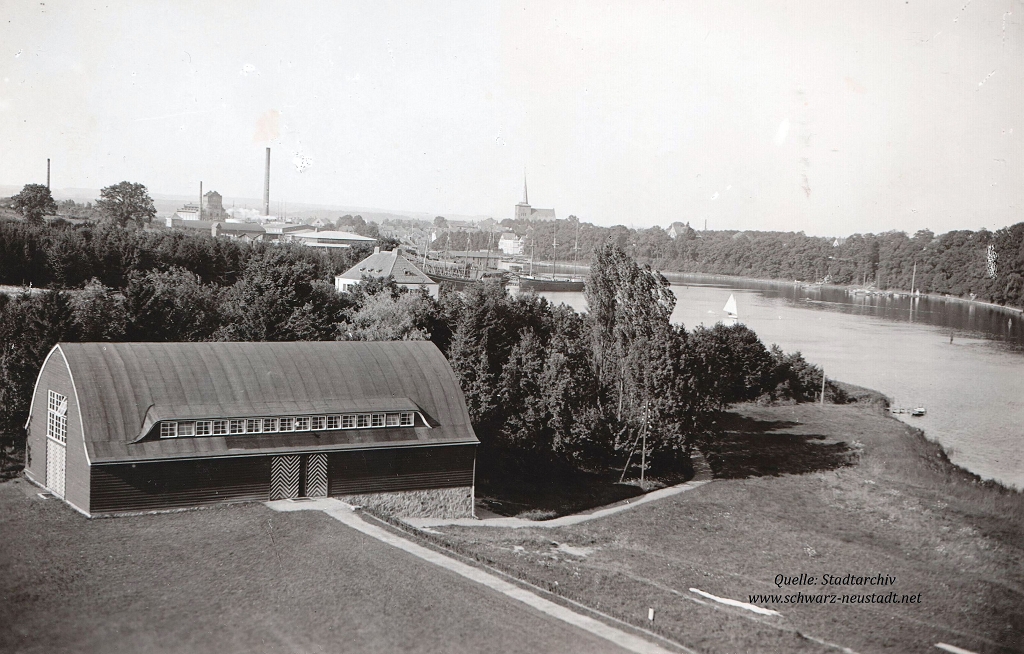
left=329, top=445, right=475, bottom=496
left=90, top=457, right=271, bottom=514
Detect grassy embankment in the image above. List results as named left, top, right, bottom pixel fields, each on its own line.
left=400, top=388, right=1024, bottom=654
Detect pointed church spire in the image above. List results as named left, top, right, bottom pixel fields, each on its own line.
left=522, top=169, right=529, bottom=205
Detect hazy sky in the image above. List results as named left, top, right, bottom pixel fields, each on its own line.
left=1, top=0, right=1021, bottom=236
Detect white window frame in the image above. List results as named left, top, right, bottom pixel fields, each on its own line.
left=385, top=413, right=400, bottom=427
left=246, top=418, right=263, bottom=434
left=326, top=415, right=340, bottom=430
left=341, top=415, right=355, bottom=429
left=357, top=414, right=371, bottom=428
left=212, top=420, right=228, bottom=435
left=176, top=421, right=196, bottom=437
left=399, top=412, right=414, bottom=427
left=279, top=417, right=294, bottom=432
left=229, top=419, right=245, bottom=434
left=294, top=416, right=310, bottom=431
left=160, top=422, right=177, bottom=439
left=371, top=413, right=385, bottom=428
left=47, top=390, right=68, bottom=443
left=263, top=417, right=278, bottom=433
left=196, top=420, right=212, bottom=436
left=311, top=416, right=327, bottom=431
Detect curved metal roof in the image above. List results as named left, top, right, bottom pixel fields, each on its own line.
left=52, top=341, right=477, bottom=463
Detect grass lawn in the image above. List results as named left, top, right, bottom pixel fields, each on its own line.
left=416, top=402, right=1024, bottom=654
left=0, top=479, right=630, bottom=654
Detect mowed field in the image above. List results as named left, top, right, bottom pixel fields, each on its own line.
left=0, top=480, right=633, bottom=654
left=427, top=404, right=1024, bottom=654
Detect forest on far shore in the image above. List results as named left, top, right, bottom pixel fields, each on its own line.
left=436, top=219, right=1024, bottom=309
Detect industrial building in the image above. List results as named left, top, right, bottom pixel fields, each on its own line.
left=284, top=229, right=377, bottom=249
left=25, top=341, right=478, bottom=518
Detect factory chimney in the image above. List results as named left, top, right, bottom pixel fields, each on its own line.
left=263, top=147, right=271, bottom=216
left=199, top=181, right=203, bottom=220
left=47, top=159, right=50, bottom=189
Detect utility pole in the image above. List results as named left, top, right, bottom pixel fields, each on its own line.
left=820, top=370, right=827, bottom=406
left=640, top=403, right=649, bottom=486
left=263, top=147, right=271, bottom=216
left=46, top=159, right=50, bottom=189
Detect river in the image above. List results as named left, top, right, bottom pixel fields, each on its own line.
left=532, top=274, right=1024, bottom=490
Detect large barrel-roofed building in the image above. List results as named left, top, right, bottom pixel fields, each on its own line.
left=24, top=341, right=478, bottom=518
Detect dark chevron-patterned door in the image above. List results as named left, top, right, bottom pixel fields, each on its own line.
left=305, top=453, right=328, bottom=497
left=270, top=455, right=301, bottom=500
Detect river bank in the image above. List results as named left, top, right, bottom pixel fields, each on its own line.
left=391, top=395, right=1024, bottom=654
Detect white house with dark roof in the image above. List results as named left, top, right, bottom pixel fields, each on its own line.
left=335, top=247, right=439, bottom=298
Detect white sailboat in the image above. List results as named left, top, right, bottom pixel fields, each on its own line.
left=723, top=294, right=739, bottom=326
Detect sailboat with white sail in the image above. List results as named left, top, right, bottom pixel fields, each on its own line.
left=723, top=294, right=739, bottom=326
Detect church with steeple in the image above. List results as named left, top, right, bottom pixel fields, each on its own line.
left=514, top=173, right=556, bottom=222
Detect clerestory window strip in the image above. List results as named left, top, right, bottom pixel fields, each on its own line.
left=156, top=411, right=417, bottom=439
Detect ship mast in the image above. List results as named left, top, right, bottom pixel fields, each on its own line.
left=572, top=220, right=580, bottom=278
left=551, top=224, right=558, bottom=280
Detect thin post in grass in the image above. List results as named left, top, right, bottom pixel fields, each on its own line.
left=618, top=426, right=642, bottom=484
left=821, top=369, right=826, bottom=406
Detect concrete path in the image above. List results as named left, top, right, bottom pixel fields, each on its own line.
left=407, top=464, right=713, bottom=530
left=268, top=497, right=686, bottom=654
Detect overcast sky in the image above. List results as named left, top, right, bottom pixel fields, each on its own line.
left=1, top=1, right=1021, bottom=236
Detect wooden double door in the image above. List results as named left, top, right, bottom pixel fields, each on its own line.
left=270, top=453, right=328, bottom=500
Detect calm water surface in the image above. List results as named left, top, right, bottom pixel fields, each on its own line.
left=536, top=275, right=1024, bottom=490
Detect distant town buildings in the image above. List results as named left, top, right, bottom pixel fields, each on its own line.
left=172, top=203, right=201, bottom=221
left=667, top=222, right=696, bottom=239
left=262, top=222, right=314, bottom=241
left=336, top=247, right=439, bottom=297
left=172, top=190, right=229, bottom=221
left=165, top=218, right=266, bottom=242
left=514, top=175, right=556, bottom=222
left=201, top=191, right=229, bottom=220
left=498, top=232, right=525, bottom=255
left=164, top=216, right=378, bottom=250
left=285, top=229, right=377, bottom=249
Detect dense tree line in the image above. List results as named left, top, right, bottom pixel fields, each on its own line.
left=0, top=232, right=833, bottom=481
left=432, top=218, right=1024, bottom=308
left=0, top=219, right=367, bottom=289
left=436, top=245, right=843, bottom=479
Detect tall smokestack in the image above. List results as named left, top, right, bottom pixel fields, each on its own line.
left=47, top=159, right=50, bottom=189
left=199, top=181, right=203, bottom=220
left=263, top=147, right=271, bottom=216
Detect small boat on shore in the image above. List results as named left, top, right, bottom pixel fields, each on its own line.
left=891, top=406, right=927, bottom=416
